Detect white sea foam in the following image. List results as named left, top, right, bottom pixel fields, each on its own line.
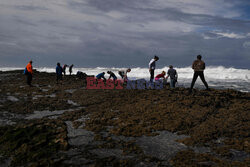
left=17, top=66, right=249, bottom=81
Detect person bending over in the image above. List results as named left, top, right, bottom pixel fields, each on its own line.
left=118, top=68, right=131, bottom=82
left=96, top=72, right=106, bottom=82
left=155, top=71, right=166, bottom=81
left=107, top=71, right=117, bottom=81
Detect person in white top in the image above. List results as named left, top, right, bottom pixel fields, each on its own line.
left=149, top=55, right=159, bottom=82
left=118, top=68, right=131, bottom=82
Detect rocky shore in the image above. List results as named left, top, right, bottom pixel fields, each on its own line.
left=0, top=70, right=249, bottom=167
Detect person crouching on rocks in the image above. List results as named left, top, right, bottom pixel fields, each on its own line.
left=96, top=72, right=106, bottom=82
left=155, top=71, right=166, bottom=81
left=56, top=63, right=63, bottom=84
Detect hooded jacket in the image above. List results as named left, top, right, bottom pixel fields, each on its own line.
left=26, top=62, right=33, bottom=74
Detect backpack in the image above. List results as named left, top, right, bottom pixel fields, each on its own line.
left=24, top=67, right=28, bottom=75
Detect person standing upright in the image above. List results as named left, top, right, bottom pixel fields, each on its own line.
left=63, top=64, right=68, bottom=75
left=189, top=55, right=209, bottom=93
left=149, top=55, right=159, bottom=82
left=56, top=63, right=63, bottom=84
left=166, top=65, right=178, bottom=88
left=26, top=60, right=33, bottom=86
left=69, top=64, right=74, bottom=75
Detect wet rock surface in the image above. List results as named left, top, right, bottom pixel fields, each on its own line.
left=0, top=70, right=249, bottom=166
left=136, top=131, right=188, bottom=161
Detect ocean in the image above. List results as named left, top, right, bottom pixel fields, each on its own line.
left=1, top=66, right=250, bottom=92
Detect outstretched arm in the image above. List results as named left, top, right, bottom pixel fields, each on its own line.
left=102, top=76, right=106, bottom=82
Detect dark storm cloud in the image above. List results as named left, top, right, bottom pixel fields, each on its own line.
left=0, top=0, right=250, bottom=68
left=84, top=0, right=250, bottom=33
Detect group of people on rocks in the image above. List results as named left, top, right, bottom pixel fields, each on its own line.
left=25, top=55, right=210, bottom=92
left=149, top=55, right=178, bottom=88
left=56, top=63, right=74, bottom=84
left=96, top=68, right=131, bottom=83
left=148, top=55, right=209, bottom=92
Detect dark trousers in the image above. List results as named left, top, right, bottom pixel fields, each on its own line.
left=57, top=74, right=62, bottom=83
left=118, top=71, right=124, bottom=78
left=27, top=72, right=32, bottom=86
left=150, top=69, right=154, bottom=82
left=190, top=71, right=209, bottom=89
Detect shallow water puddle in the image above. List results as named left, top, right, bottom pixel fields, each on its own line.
left=7, top=96, right=19, bottom=102
left=136, top=131, right=188, bottom=160
left=0, top=111, right=24, bottom=126
left=65, top=89, right=77, bottom=94
left=229, top=149, right=250, bottom=161
left=25, top=107, right=84, bottom=120
left=67, top=100, right=79, bottom=106
left=32, top=93, right=56, bottom=100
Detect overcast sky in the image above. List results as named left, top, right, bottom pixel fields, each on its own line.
left=0, top=0, right=250, bottom=68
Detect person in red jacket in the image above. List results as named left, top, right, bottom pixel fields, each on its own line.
left=26, top=60, right=33, bottom=86
left=155, top=71, right=166, bottom=81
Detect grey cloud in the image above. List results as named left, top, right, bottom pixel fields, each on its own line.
left=0, top=0, right=250, bottom=68
left=83, top=0, right=250, bottom=33
left=12, top=16, right=38, bottom=27
left=85, top=0, right=149, bottom=12
left=14, top=5, right=49, bottom=11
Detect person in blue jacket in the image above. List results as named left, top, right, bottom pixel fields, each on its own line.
left=96, top=72, right=106, bottom=82
left=56, top=63, right=63, bottom=84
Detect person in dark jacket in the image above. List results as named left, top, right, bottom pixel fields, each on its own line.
left=189, top=55, right=209, bottom=93
left=96, top=72, right=106, bottom=82
left=166, top=65, right=178, bottom=88
left=56, top=63, right=63, bottom=84
left=107, top=71, right=117, bottom=81
left=63, top=64, right=68, bottom=75
left=69, top=64, right=74, bottom=75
